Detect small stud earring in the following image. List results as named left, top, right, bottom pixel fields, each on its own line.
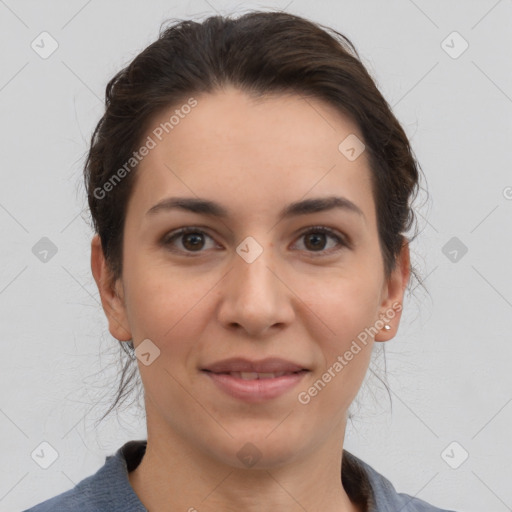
left=384, top=324, right=391, bottom=331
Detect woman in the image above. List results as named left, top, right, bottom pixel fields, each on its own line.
left=24, top=10, right=457, bottom=512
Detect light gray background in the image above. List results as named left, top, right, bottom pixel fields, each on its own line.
left=1, top=0, right=511, bottom=511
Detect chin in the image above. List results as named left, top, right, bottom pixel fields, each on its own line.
left=213, top=428, right=309, bottom=470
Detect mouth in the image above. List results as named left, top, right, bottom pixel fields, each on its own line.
left=200, top=358, right=310, bottom=402
left=201, top=356, right=309, bottom=374
left=202, top=369, right=308, bottom=380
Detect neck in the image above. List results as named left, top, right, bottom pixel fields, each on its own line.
left=128, top=411, right=362, bottom=512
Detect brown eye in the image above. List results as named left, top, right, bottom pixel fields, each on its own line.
left=161, top=227, right=218, bottom=255
left=161, top=225, right=349, bottom=257
left=294, top=227, right=349, bottom=255
left=304, top=232, right=327, bottom=251
left=181, top=232, right=205, bottom=251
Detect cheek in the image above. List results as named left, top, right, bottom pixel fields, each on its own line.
left=295, top=270, right=382, bottom=340
left=126, top=271, right=212, bottom=405
left=292, top=272, right=380, bottom=397
left=124, top=257, right=212, bottom=348
left=296, top=283, right=376, bottom=413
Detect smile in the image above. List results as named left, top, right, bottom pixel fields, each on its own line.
left=223, top=371, right=295, bottom=379
left=202, top=369, right=309, bottom=402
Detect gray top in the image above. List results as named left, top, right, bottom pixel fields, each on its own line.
left=23, top=440, right=457, bottom=512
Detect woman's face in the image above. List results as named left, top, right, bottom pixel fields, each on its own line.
left=92, top=86, right=409, bottom=468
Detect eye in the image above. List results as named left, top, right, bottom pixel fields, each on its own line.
left=160, top=226, right=220, bottom=255
left=292, top=226, right=349, bottom=256
left=161, top=225, right=350, bottom=257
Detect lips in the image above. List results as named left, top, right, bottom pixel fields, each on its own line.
left=200, top=357, right=310, bottom=402
left=201, top=357, right=308, bottom=374
left=224, top=371, right=293, bottom=380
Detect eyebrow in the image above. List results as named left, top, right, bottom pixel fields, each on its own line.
left=146, top=195, right=365, bottom=221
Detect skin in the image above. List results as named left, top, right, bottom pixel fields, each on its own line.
left=91, top=85, right=410, bottom=512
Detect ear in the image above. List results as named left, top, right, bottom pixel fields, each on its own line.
left=90, top=234, right=132, bottom=341
left=374, top=239, right=410, bottom=342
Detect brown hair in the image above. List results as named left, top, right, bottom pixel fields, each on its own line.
left=84, top=12, right=425, bottom=436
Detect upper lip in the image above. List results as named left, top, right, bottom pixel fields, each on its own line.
left=201, top=357, right=309, bottom=374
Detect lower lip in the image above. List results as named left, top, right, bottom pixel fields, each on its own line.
left=202, top=371, right=308, bottom=403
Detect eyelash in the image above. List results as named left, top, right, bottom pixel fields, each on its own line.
left=160, top=225, right=350, bottom=257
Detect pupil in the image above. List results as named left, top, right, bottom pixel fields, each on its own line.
left=184, top=233, right=203, bottom=250
left=181, top=232, right=327, bottom=252
left=306, top=233, right=325, bottom=251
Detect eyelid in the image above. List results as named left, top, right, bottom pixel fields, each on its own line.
left=293, top=225, right=352, bottom=254
left=160, top=226, right=221, bottom=253
left=160, top=225, right=352, bottom=256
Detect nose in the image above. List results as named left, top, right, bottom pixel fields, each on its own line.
left=216, top=242, right=295, bottom=337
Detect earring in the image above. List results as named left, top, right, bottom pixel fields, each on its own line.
left=383, top=324, right=391, bottom=331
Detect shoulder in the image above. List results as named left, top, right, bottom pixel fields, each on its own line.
left=22, top=441, right=147, bottom=512
left=344, top=450, right=459, bottom=512
left=22, top=476, right=98, bottom=512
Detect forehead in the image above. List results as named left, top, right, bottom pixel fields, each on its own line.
left=129, top=87, right=375, bottom=226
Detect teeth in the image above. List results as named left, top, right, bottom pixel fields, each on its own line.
left=233, top=371, right=289, bottom=380
left=240, top=372, right=259, bottom=380
left=258, top=372, right=278, bottom=379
